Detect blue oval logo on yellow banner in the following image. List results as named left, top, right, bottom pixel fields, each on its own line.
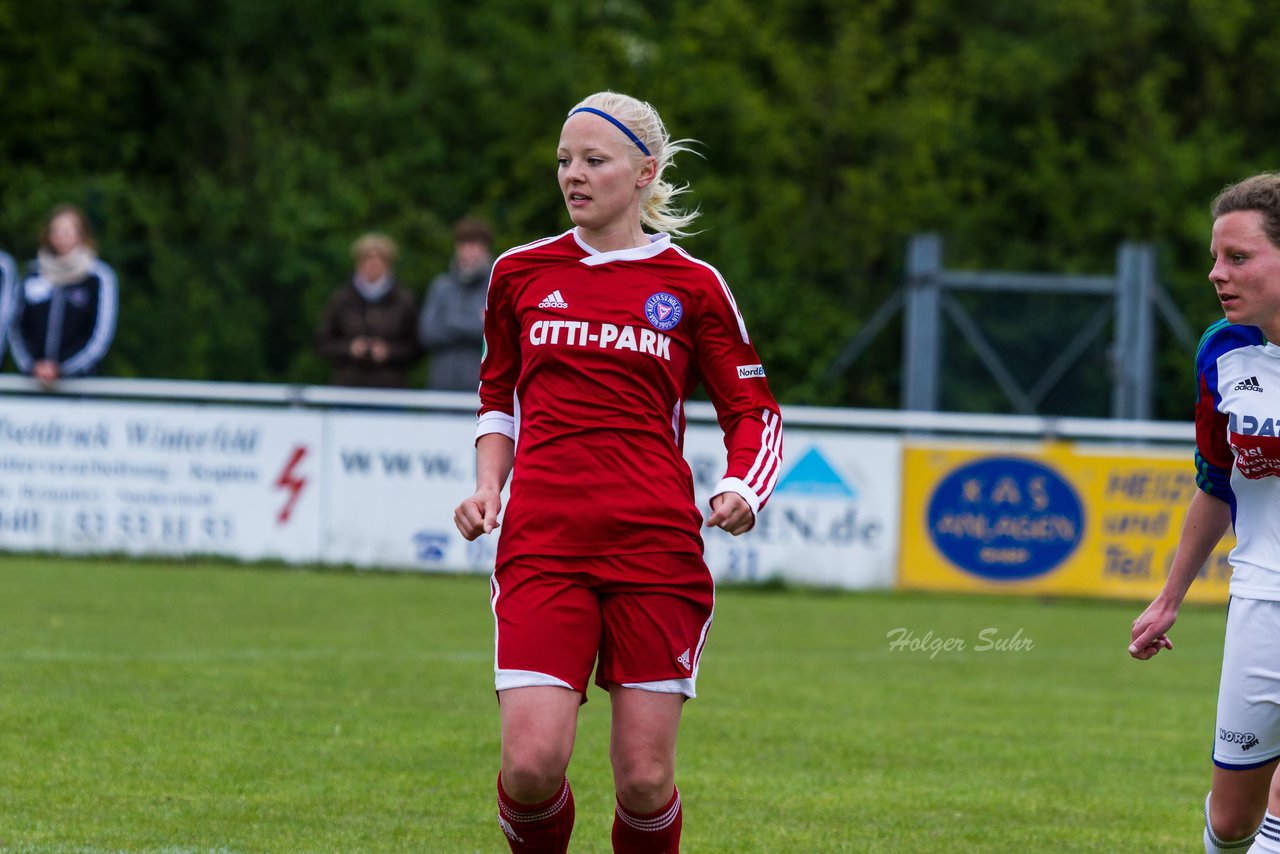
left=927, top=457, right=1084, bottom=581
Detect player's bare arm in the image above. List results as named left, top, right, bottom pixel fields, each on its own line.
left=1129, top=488, right=1231, bottom=660
left=455, top=433, right=514, bottom=540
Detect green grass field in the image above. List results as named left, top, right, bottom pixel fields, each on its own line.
left=0, top=555, right=1227, bottom=852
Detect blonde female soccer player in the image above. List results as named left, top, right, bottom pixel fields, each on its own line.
left=454, top=91, right=783, bottom=853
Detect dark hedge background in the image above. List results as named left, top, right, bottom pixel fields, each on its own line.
left=2, top=0, right=1272, bottom=417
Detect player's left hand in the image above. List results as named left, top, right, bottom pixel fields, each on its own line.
left=706, top=492, right=754, bottom=536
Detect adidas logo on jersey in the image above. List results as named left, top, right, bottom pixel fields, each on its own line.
left=677, top=648, right=692, bottom=671
left=538, top=290, right=569, bottom=309
left=1235, top=376, right=1264, bottom=392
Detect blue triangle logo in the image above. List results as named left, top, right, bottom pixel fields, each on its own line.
left=775, top=447, right=856, bottom=498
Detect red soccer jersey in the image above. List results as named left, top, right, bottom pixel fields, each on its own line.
left=477, top=229, right=783, bottom=563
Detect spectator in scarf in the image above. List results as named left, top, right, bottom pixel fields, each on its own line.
left=9, top=204, right=118, bottom=387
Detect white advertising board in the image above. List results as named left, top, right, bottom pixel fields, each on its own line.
left=319, top=410, right=492, bottom=572
left=0, top=398, right=322, bottom=561
left=685, top=427, right=901, bottom=588
left=0, top=394, right=902, bottom=589
left=317, top=414, right=902, bottom=588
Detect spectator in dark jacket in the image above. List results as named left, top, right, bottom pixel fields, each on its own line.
left=419, top=216, right=493, bottom=391
left=10, top=205, right=118, bottom=387
left=315, top=232, right=421, bottom=388
left=0, top=249, right=15, bottom=368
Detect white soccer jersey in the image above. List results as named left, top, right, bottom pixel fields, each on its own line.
left=1195, top=320, right=1280, bottom=599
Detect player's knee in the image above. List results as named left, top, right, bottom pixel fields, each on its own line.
left=1210, top=811, right=1260, bottom=845
left=501, top=764, right=564, bottom=804
left=502, top=746, right=570, bottom=803
left=1209, top=795, right=1264, bottom=845
left=613, top=760, right=673, bottom=811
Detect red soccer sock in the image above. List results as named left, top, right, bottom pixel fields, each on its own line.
left=496, top=773, right=575, bottom=854
left=612, top=787, right=682, bottom=854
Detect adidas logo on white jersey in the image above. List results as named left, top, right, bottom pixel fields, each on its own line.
left=538, top=290, right=569, bottom=309
left=677, top=648, right=692, bottom=671
left=1235, top=375, right=1264, bottom=392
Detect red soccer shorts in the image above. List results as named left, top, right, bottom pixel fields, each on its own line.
left=490, top=552, right=715, bottom=699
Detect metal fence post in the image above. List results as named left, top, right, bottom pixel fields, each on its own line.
left=1113, top=242, right=1156, bottom=420
left=902, top=233, right=942, bottom=412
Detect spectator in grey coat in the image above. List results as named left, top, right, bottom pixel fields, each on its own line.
left=419, top=217, right=493, bottom=391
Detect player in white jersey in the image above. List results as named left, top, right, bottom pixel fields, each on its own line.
left=1130, top=172, right=1280, bottom=853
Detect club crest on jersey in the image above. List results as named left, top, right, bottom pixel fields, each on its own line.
left=644, top=292, right=683, bottom=331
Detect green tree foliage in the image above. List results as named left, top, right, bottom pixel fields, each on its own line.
left=1, top=0, right=1276, bottom=416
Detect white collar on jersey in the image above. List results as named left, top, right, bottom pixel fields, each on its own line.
left=574, top=229, right=671, bottom=266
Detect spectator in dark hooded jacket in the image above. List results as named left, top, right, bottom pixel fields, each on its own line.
left=10, top=204, right=118, bottom=387
left=0, top=248, right=15, bottom=369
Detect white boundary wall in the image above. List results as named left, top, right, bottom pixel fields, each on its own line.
left=0, top=376, right=1192, bottom=588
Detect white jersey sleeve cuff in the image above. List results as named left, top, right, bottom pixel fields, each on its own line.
left=476, top=411, right=516, bottom=442
left=711, top=477, right=762, bottom=518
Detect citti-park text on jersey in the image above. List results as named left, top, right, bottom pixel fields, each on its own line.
left=529, top=320, right=671, bottom=361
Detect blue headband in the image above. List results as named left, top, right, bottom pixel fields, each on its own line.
left=569, top=107, right=651, bottom=156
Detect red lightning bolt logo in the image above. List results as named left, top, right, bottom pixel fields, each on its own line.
left=274, top=445, right=308, bottom=524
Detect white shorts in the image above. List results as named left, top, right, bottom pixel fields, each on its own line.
left=1214, top=597, right=1280, bottom=769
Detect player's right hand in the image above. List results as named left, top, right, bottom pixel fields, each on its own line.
left=1128, top=599, right=1177, bottom=660
left=454, top=488, right=502, bottom=540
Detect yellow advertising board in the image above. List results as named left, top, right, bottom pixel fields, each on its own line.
left=899, top=441, right=1234, bottom=603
